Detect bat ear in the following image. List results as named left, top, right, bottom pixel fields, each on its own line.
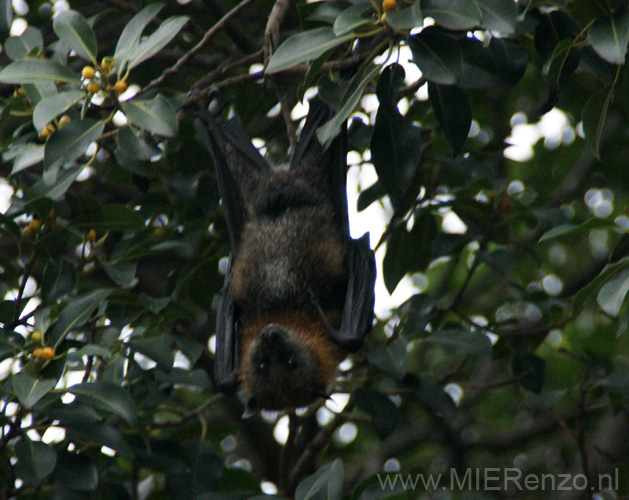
left=242, top=397, right=260, bottom=419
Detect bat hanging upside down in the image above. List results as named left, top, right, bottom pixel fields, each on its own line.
left=198, top=100, right=376, bottom=417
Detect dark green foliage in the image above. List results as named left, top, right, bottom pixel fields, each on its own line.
left=1, top=0, right=629, bottom=499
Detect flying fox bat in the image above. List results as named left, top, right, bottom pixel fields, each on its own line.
left=198, top=100, right=375, bottom=417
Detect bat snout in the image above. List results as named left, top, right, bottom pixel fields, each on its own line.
left=259, top=323, right=287, bottom=344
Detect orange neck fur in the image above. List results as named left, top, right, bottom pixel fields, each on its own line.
left=240, top=309, right=346, bottom=389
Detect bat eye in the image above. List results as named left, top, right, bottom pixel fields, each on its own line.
left=256, top=361, right=269, bottom=374
left=286, top=358, right=297, bottom=371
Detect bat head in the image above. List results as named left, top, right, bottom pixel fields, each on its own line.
left=241, top=323, right=327, bottom=416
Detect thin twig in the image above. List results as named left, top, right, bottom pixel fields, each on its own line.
left=279, top=412, right=299, bottom=496
left=399, top=76, right=426, bottom=98
left=142, top=0, right=256, bottom=94
left=200, top=0, right=258, bottom=53
left=264, top=0, right=292, bottom=66
left=289, top=399, right=355, bottom=490
left=275, top=84, right=298, bottom=149
left=11, top=251, right=38, bottom=328
left=149, top=393, right=223, bottom=428
left=187, top=52, right=369, bottom=105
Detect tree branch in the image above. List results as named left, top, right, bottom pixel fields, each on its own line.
left=143, top=0, right=256, bottom=94
left=264, top=0, right=292, bottom=66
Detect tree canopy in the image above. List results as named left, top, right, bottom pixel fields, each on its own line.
left=1, top=0, right=629, bottom=498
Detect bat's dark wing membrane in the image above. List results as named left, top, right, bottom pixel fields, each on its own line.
left=292, top=100, right=376, bottom=352
left=333, top=233, right=376, bottom=352
left=290, top=100, right=350, bottom=240
left=196, top=111, right=270, bottom=250
left=195, top=111, right=270, bottom=392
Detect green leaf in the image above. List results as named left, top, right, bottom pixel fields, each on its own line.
left=573, top=257, right=629, bottom=313
left=67, top=382, right=136, bottom=425
left=600, top=370, right=629, bottom=399
left=5, top=26, right=43, bottom=60
left=0, top=59, right=81, bottom=85
left=473, top=0, right=518, bottom=34
left=370, top=64, right=422, bottom=201
left=582, top=88, right=613, bottom=159
left=307, top=1, right=349, bottom=24
left=100, top=204, right=145, bottom=230
left=52, top=451, right=98, bottom=491
left=116, top=126, right=160, bottom=161
left=53, top=10, right=98, bottom=63
left=44, top=118, right=105, bottom=176
left=512, top=353, right=545, bottom=393
left=41, top=258, right=77, bottom=302
left=367, top=340, right=408, bottom=380
left=74, top=344, right=112, bottom=360
left=31, top=165, right=85, bottom=200
left=416, top=377, right=457, bottom=419
left=128, top=334, right=175, bottom=370
left=398, top=293, right=435, bottom=334
left=295, top=459, right=344, bottom=500
left=11, top=145, right=45, bottom=175
left=51, top=289, right=112, bottom=348
left=487, top=37, right=529, bottom=86
left=386, top=2, right=423, bottom=29
left=15, top=438, right=57, bottom=488
left=332, top=5, right=372, bottom=36
left=0, top=0, right=12, bottom=36
left=409, top=28, right=463, bottom=85
left=428, top=82, right=471, bottom=155
left=588, top=9, right=629, bottom=65
left=22, top=82, right=56, bottom=105
left=538, top=218, right=614, bottom=243
left=114, top=2, right=165, bottom=73
left=33, top=90, right=83, bottom=132
left=425, top=326, right=492, bottom=356
left=12, top=372, right=57, bottom=409
left=65, top=421, right=134, bottom=458
left=66, top=192, right=104, bottom=227
left=317, top=63, right=381, bottom=148
left=266, top=27, right=354, bottom=74
left=421, top=0, right=481, bottom=30
left=128, top=15, right=189, bottom=69
left=354, top=388, right=399, bottom=439
left=101, top=260, right=138, bottom=289
left=597, top=267, right=629, bottom=317
left=383, top=213, right=437, bottom=294
left=122, top=95, right=178, bottom=137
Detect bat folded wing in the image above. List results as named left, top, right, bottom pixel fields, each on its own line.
left=332, top=232, right=376, bottom=352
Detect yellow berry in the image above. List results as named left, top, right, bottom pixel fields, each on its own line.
left=380, top=12, right=387, bottom=23
left=22, top=226, right=35, bottom=239
left=382, top=0, right=396, bottom=11
left=86, top=229, right=97, bottom=242
left=114, top=80, right=128, bottom=94
left=82, top=66, right=96, bottom=79
left=41, top=347, right=55, bottom=360
left=38, top=124, right=55, bottom=140
left=31, top=331, right=43, bottom=343
left=59, top=114, right=71, bottom=127
left=33, top=347, right=44, bottom=358
left=87, top=82, right=100, bottom=94
left=101, top=57, right=115, bottom=72
left=28, top=219, right=41, bottom=232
